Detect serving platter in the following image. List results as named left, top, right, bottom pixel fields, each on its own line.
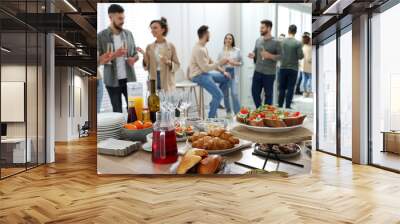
left=237, top=121, right=303, bottom=133
left=253, top=144, right=301, bottom=159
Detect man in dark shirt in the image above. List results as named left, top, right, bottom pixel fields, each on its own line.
left=248, top=20, right=281, bottom=108
left=278, top=25, right=304, bottom=109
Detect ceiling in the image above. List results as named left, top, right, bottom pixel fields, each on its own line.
left=0, top=0, right=97, bottom=74
left=311, top=0, right=390, bottom=43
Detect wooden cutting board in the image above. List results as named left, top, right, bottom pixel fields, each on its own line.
left=230, top=125, right=312, bottom=144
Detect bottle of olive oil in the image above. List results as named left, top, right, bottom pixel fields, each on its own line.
left=148, top=80, right=160, bottom=123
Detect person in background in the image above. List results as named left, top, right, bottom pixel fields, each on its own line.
left=189, top=25, right=230, bottom=118
left=278, top=33, right=286, bottom=41
left=301, top=32, right=312, bottom=97
left=278, top=24, right=304, bottom=109
left=217, top=33, right=242, bottom=117
left=97, top=70, right=103, bottom=113
left=97, top=53, right=113, bottom=113
left=137, top=17, right=180, bottom=92
left=248, top=20, right=281, bottom=108
left=97, top=4, right=139, bottom=113
left=295, top=71, right=303, bottom=95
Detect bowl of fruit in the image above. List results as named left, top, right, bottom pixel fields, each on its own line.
left=235, top=105, right=306, bottom=133
left=120, top=120, right=153, bottom=142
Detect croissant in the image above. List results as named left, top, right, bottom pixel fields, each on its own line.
left=219, top=138, right=234, bottom=150
left=207, top=137, right=234, bottom=150
left=190, top=129, right=239, bottom=150
left=218, top=132, right=239, bottom=145
left=189, top=132, right=207, bottom=142
left=219, top=132, right=233, bottom=140
left=192, top=138, right=205, bottom=149
left=207, top=128, right=225, bottom=137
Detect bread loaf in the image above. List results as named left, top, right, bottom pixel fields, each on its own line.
left=186, top=148, right=208, bottom=157
left=197, top=155, right=222, bottom=174
left=177, top=154, right=202, bottom=174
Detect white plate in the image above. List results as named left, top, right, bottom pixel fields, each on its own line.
left=237, top=122, right=303, bottom=133
left=97, top=133, right=120, bottom=136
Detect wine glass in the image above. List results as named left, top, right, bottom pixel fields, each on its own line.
left=158, top=89, right=168, bottom=112
left=180, top=90, right=192, bottom=126
left=122, top=40, right=128, bottom=60
left=260, top=47, right=266, bottom=61
left=169, top=91, right=181, bottom=113
left=106, top=43, right=113, bottom=65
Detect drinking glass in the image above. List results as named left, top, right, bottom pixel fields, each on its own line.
left=134, top=96, right=144, bottom=121
left=260, top=47, right=266, bottom=60
left=106, top=43, right=113, bottom=65
left=179, top=90, right=192, bottom=127
left=122, top=40, right=128, bottom=60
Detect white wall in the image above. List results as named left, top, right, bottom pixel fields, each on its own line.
left=54, top=67, right=89, bottom=141
left=97, top=3, right=312, bottom=111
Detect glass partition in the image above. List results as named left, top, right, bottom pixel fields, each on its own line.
left=1, top=31, right=28, bottom=177
left=317, top=36, right=337, bottom=154
left=0, top=0, right=46, bottom=179
left=371, top=3, right=400, bottom=171
left=339, top=28, right=352, bottom=158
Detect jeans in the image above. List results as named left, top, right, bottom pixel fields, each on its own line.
left=278, top=69, right=298, bottom=108
left=157, top=71, right=161, bottom=90
left=251, top=71, right=275, bottom=108
left=192, top=72, right=229, bottom=118
left=97, top=79, right=104, bottom=113
left=106, top=78, right=128, bottom=113
left=295, top=70, right=303, bottom=93
left=224, top=67, right=241, bottom=114
left=302, top=72, right=312, bottom=92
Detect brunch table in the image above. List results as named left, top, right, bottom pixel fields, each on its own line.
left=97, top=119, right=312, bottom=176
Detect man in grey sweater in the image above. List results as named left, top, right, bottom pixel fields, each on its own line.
left=97, top=4, right=138, bottom=113
left=189, top=25, right=230, bottom=118
left=248, top=20, right=281, bottom=108
left=278, top=24, right=304, bottom=109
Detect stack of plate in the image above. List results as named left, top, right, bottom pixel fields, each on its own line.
left=97, top=113, right=125, bottom=141
left=97, top=138, right=141, bottom=156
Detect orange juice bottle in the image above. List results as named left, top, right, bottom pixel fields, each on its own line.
left=134, top=96, right=144, bottom=121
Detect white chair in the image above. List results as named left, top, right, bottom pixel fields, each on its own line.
left=175, top=67, right=205, bottom=119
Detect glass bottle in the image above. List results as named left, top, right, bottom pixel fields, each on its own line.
left=148, top=79, right=160, bottom=123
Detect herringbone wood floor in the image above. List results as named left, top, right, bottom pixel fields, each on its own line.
left=1, top=136, right=400, bottom=224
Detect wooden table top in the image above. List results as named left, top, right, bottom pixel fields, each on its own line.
left=97, top=140, right=311, bottom=175
left=230, top=125, right=313, bottom=144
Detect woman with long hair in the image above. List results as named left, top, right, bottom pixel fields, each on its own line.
left=137, top=17, right=180, bottom=92
left=301, top=32, right=312, bottom=97
left=217, top=33, right=242, bottom=117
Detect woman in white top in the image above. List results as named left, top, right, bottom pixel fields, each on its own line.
left=217, top=33, right=242, bottom=116
left=301, top=33, right=312, bottom=97
left=137, top=17, right=180, bottom=92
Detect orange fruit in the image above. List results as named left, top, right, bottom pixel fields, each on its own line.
left=133, top=120, right=144, bottom=129
left=143, top=121, right=152, bottom=129
left=124, top=123, right=137, bottom=130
